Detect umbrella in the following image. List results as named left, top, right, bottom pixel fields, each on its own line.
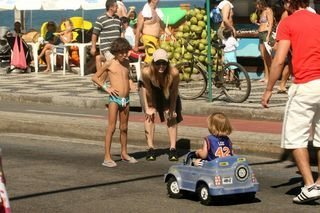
left=41, top=0, right=81, bottom=10
left=0, top=0, right=41, bottom=10
left=0, top=0, right=106, bottom=42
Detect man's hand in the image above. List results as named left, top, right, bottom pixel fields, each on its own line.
left=261, top=90, right=273, bottom=108
left=133, top=46, right=139, bottom=53
left=90, top=46, right=96, bottom=56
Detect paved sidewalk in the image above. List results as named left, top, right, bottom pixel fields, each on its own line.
left=0, top=68, right=290, bottom=157
left=0, top=68, right=289, bottom=121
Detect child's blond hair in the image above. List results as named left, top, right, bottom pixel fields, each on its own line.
left=207, top=112, right=232, bottom=136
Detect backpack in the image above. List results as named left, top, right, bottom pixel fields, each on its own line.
left=210, top=7, right=222, bottom=24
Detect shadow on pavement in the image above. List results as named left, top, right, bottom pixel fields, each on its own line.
left=178, top=192, right=261, bottom=206
left=125, top=138, right=192, bottom=161
left=10, top=174, right=164, bottom=201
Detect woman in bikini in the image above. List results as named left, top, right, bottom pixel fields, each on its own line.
left=255, top=0, right=274, bottom=83
left=92, top=38, right=138, bottom=168
left=38, top=18, right=73, bottom=73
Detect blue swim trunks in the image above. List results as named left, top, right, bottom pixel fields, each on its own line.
left=109, top=96, right=130, bottom=108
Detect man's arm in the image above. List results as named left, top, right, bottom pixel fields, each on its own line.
left=134, top=13, right=144, bottom=52
left=261, top=40, right=291, bottom=108
left=90, top=33, right=98, bottom=56
left=221, top=4, right=236, bottom=34
left=221, top=4, right=232, bottom=28
left=160, top=19, right=175, bottom=40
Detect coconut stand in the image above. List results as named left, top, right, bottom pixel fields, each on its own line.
left=160, top=1, right=215, bottom=101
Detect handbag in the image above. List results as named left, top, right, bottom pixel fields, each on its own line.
left=10, top=36, right=27, bottom=69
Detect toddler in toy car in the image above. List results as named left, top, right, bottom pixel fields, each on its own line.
left=194, top=112, right=233, bottom=166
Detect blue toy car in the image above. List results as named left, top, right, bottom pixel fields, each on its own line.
left=164, top=152, right=259, bottom=205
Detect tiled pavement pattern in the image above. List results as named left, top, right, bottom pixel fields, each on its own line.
left=0, top=68, right=289, bottom=118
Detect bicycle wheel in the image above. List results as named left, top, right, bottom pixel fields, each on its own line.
left=176, top=62, right=207, bottom=100
left=219, top=62, right=251, bottom=103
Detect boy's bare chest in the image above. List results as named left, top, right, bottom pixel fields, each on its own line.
left=109, top=63, right=129, bottom=77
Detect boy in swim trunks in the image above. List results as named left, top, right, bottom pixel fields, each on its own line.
left=92, top=37, right=137, bottom=168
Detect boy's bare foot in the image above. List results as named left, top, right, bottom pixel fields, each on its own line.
left=43, top=69, right=50, bottom=73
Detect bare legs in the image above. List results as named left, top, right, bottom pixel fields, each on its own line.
left=96, top=55, right=105, bottom=74
left=259, top=43, right=272, bottom=83
left=104, top=103, right=131, bottom=161
left=292, top=148, right=315, bottom=187
left=317, top=149, right=320, bottom=185
left=144, top=113, right=178, bottom=149
left=43, top=50, right=52, bottom=72
left=119, top=104, right=130, bottom=160
left=38, top=43, right=52, bottom=60
left=144, top=116, right=155, bottom=149
left=167, top=124, right=178, bottom=149
left=278, top=64, right=291, bottom=92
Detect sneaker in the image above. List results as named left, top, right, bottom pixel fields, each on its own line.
left=293, top=185, right=320, bottom=204
left=146, top=148, right=156, bottom=161
left=168, top=148, right=179, bottom=161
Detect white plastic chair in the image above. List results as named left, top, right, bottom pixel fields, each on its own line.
left=129, top=54, right=144, bottom=82
left=50, top=45, right=69, bottom=75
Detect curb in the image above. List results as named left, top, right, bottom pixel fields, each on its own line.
left=0, top=92, right=284, bottom=121
left=0, top=111, right=283, bottom=158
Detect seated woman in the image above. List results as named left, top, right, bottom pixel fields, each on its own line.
left=38, top=19, right=73, bottom=73
left=38, top=21, right=58, bottom=59
left=194, top=112, right=233, bottom=166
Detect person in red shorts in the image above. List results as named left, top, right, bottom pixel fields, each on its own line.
left=261, top=0, right=320, bottom=204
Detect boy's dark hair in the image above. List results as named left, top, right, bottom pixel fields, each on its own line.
left=106, top=0, right=116, bottom=10
left=110, top=37, right=132, bottom=55
left=120, top=16, right=129, bottom=25
left=222, top=27, right=233, bottom=39
left=283, top=0, right=309, bottom=11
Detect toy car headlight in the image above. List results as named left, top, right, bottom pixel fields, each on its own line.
left=235, top=165, right=249, bottom=182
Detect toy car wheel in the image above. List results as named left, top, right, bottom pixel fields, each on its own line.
left=167, top=177, right=183, bottom=198
left=197, top=184, right=212, bottom=205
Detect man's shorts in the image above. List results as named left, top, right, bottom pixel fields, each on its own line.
left=100, top=50, right=114, bottom=61
left=281, top=79, right=320, bottom=149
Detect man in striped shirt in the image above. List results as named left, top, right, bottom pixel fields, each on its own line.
left=90, top=0, right=122, bottom=72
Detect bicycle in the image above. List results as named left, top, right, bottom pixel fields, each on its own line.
left=176, top=40, right=251, bottom=103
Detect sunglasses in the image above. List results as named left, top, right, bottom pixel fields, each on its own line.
left=155, top=60, right=168, bottom=66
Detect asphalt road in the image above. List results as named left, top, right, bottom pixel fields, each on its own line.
left=1, top=134, right=319, bottom=213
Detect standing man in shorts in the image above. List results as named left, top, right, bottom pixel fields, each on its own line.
left=261, top=0, right=320, bottom=204
left=133, top=0, right=173, bottom=64
left=91, top=0, right=122, bottom=73
left=217, top=0, right=236, bottom=40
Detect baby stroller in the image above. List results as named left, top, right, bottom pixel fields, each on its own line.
left=0, top=26, right=11, bottom=68
left=5, top=33, right=32, bottom=73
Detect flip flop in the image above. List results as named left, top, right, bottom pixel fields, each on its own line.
left=102, top=160, right=117, bottom=168
left=121, top=156, right=138, bottom=164
left=277, top=89, right=287, bottom=94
